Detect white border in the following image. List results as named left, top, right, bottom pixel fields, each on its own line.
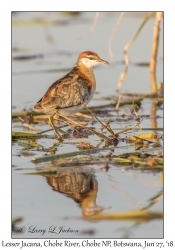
left=1, top=0, right=174, bottom=247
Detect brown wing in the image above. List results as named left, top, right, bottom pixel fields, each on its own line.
left=34, top=67, right=90, bottom=111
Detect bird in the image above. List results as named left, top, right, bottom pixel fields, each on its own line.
left=34, top=51, right=109, bottom=140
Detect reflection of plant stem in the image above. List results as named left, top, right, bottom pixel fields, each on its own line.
left=141, top=189, right=163, bottom=211
left=116, top=12, right=154, bottom=92
left=116, top=94, right=121, bottom=111
left=77, top=12, right=100, bottom=40
left=108, top=12, right=124, bottom=61
left=42, top=12, right=55, bottom=44
left=117, top=222, right=140, bottom=238
left=150, top=12, right=163, bottom=94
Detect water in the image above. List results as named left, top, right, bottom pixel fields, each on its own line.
left=12, top=12, right=163, bottom=238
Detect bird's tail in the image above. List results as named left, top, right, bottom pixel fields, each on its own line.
left=34, top=100, right=43, bottom=110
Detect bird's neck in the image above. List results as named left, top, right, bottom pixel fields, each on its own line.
left=76, top=62, right=96, bottom=83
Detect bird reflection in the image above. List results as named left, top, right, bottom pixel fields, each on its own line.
left=44, top=166, right=103, bottom=217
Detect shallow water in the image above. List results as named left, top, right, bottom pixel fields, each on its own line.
left=12, top=12, right=163, bottom=238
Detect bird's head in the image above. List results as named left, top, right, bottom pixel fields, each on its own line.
left=77, top=51, right=109, bottom=68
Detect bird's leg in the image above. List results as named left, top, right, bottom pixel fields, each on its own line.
left=52, top=112, right=68, bottom=136
left=50, top=112, right=68, bottom=136
left=48, top=112, right=62, bottom=140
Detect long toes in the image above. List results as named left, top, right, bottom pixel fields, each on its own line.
left=54, top=131, right=62, bottom=141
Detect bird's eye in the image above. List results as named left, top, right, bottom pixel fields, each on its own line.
left=89, top=57, right=93, bottom=60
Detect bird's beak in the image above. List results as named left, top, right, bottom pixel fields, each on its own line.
left=99, top=58, right=109, bottom=64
